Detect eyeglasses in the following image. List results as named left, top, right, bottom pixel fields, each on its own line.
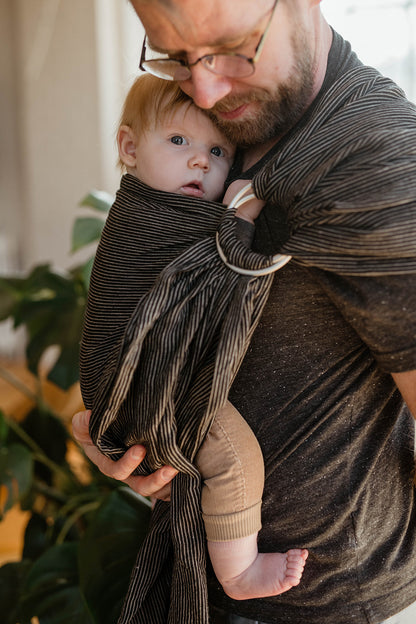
left=139, top=0, right=279, bottom=81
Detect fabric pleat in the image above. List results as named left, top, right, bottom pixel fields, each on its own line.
left=254, top=67, right=416, bottom=275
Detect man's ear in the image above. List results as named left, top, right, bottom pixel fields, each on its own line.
left=117, top=125, right=138, bottom=168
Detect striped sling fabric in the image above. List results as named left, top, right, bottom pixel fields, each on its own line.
left=80, top=65, right=416, bottom=624
left=254, top=67, right=416, bottom=275
left=80, top=177, right=277, bottom=624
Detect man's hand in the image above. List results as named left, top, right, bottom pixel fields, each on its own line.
left=71, top=410, right=178, bottom=501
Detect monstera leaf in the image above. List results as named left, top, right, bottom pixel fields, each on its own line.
left=20, top=542, right=96, bottom=624
left=4, top=489, right=152, bottom=624
left=0, top=560, right=33, bottom=624
left=72, top=190, right=113, bottom=252
left=0, top=189, right=113, bottom=390
left=0, top=442, right=33, bottom=517
left=0, top=188, right=153, bottom=624
left=78, top=488, right=152, bottom=624
left=71, top=189, right=113, bottom=288
left=0, top=264, right=86, bottom=389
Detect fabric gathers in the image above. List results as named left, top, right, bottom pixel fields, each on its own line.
left=254, top=66, right=416, bottom=275
left=81, top=176, right=275, bottom=624
left=80, top=63, right=416, bottom=624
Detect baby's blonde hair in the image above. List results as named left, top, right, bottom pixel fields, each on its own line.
left=120, top=73, right=193, bottom=133
left=117, top=74, right=194, bottom=169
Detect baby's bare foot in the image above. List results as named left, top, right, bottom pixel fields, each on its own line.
left=221, top=548, right=308, bottom=601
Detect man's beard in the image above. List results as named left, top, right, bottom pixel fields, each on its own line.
left=207, top=39, right=315, bottom=148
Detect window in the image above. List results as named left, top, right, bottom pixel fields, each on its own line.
left=322, top=0, right=416, bottom=102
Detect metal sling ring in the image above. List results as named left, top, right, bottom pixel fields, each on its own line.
left=216, top=182, right=292, bottom=276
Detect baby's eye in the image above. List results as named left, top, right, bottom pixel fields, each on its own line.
left=170, top=135, right=187, bottom=145
left=211, top=146, right=225, bottom=157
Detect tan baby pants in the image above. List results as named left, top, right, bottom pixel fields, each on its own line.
left=195, top=401, right=264, bottom=542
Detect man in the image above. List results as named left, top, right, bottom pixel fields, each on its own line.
left=73, top=1, right=416, bottom=622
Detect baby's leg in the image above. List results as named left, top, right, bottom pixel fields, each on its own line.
left=195, top=400, right=264, bottom=542
left=195, top=402, right=308, bottom=600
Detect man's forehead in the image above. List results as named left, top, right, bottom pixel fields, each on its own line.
left=130, top=0, right=269, bottom=51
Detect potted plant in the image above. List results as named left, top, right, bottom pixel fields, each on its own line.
left=0, top=192, right=151, bottom=624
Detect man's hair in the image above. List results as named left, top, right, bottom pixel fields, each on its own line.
left=119, top=73, right=192, bottom=136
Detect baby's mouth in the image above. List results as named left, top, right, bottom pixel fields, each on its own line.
left=180, top=181, right=205, bottom=198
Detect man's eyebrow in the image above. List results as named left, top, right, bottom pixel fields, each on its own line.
left=147, top=31, right=255, bottom=56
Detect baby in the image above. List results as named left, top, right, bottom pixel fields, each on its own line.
left=80, top=73, right=307, bottom=601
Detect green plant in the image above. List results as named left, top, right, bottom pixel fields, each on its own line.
left=0, top=190, right=113, bottom=389
left=0, top=191, right=152, bottom=624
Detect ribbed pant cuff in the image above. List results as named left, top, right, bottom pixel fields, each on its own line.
left=203, top=500, right=262, bottom=542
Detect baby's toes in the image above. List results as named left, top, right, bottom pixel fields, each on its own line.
left=285, top=549, right=308, bottom=582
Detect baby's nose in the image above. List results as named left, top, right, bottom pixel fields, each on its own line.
left=188, top=151, right=210, bottom=171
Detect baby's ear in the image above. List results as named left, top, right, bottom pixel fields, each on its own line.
left=117, top=125, right=138, bottom=167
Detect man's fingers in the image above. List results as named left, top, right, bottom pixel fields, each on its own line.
left=125, top=466, right=178, bottom=498
left=149, top=483, right=172, bottom=502
left=72, top=410, right=146, bottom=479
left=71, top=409, right=178, bottom=498
left=72, top=410, right=92, bottom=444
left=106, top=445, right=147, bottom=481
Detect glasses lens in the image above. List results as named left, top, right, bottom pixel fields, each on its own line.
left=202, top=54, right=255, bottom=78
left=141, top=59, right=191, bottom=81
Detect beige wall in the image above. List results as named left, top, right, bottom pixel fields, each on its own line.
left=0, top=0, right=143, bottom=273
left=0, top=0, right=23, bottom=270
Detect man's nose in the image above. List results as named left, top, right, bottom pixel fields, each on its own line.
left=182, top=64, right=233, bottom=109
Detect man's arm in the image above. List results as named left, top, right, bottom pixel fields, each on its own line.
left=392, top=370, right=416, bottom=418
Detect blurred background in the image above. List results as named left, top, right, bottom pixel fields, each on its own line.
left=0, top=0, right=415, bottom=601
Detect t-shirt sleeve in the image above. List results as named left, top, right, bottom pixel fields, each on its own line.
left=310, top=268, right=416, bottom=373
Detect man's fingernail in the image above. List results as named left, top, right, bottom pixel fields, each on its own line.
left=131, top=448, right=144, bottom=461
left=162, top=469, right=176, bottom=481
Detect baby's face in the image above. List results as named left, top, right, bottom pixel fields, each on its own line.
left=134, top=103, right=235, bottom=202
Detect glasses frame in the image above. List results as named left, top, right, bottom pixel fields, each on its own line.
left=139, top=0, right=279, bottom=81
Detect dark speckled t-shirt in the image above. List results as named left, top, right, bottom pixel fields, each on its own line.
left=208, top=31, right=416, bottom=624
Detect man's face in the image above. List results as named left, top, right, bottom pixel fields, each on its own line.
left=131, top=0, right=319, bottom=147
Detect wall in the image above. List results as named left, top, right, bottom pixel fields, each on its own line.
left=0, top=0, right=143, bottom=275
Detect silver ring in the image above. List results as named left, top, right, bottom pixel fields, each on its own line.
left=216, top=183, right=291, bottom=276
